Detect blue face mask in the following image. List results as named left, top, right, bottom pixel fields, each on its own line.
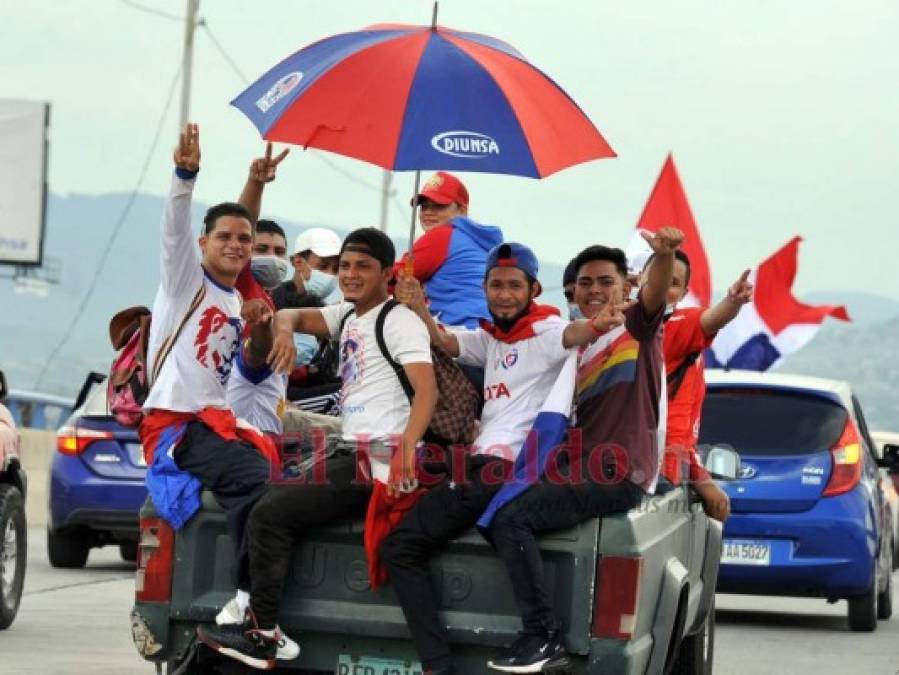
left=250, top=255, right=289, bottom=290
left=306, top=269, right=340, bottom=303
left=568, top=303, right=584, bottom=321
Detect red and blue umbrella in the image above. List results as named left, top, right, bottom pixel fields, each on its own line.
left=231, top=22, right=615, bottom=179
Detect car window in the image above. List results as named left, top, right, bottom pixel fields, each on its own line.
left=80, top=383, right=109, bottom=417
left=699, top=388, right=848, bottom=456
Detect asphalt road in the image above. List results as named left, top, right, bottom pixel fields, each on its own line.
left=1, top=527, right=897, bottom=674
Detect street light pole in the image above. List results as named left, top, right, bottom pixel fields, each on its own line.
left=179, top=0, right=200, bottom=129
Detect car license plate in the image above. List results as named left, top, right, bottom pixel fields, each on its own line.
left=336, top=654, right=423, bottom=675
left=721, top=539, right=771, bottom=565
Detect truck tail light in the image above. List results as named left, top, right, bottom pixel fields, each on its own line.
left=135, top=517, right=174, bottom=602
left=823, top=420, right=863, bottom=498
left=592, top=555, right=643, bottom=639
left=56, top=426, right=113, bottom=456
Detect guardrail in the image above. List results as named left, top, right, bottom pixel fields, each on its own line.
left=5, top=389, right=73, bottom=431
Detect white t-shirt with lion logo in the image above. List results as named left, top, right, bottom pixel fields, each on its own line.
left=144, top=174, right=243, bottom=413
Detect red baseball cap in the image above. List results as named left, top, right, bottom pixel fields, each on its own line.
left=413, top=171, right=470, bottom=209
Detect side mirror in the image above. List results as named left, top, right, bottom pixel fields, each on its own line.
left=0, top=370, right=7, bottom=401
left=705, top=446, right=741, bottom=481
left=880, top=444, right=899, bottom=473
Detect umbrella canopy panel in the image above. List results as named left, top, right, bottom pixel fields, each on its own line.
left=232, top=24, right=615, bottom=178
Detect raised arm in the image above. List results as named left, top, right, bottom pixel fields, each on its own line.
left=237, top=142, right=290, bottom=224
left=394, top=273, right=460, bottom=357
left=267, top=307, right=331, bottom=373
left=160, top=123, right=204, bottom=296
left=640, top=227, right=685, bottom=316
left=700, top=269, right=753, bottom=336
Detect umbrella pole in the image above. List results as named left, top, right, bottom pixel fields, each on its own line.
left=404, top=170, right=422, bottom=275
left=403, top=3, right=434, bottom=276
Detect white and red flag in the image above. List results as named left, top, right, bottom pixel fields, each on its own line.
left=707, top=236, right=850, bottom=371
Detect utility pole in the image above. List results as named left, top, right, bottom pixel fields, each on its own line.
left=179, top=0, right=200, bottom=129
left=379, top=170, right=393, bottom=232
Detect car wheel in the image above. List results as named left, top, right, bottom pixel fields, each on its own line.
left=848, top=566, right=878, bottom=632
left=119, top=541, right=138, bottom=563
left=671, top=596, right=715, bottom=674
left=47, top=526, right=90, bottom=569
left=0, top=484, right=27, bottom=629
left=878, top=540, right=893, bottom=620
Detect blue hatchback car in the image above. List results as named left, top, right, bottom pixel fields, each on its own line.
left=48, top=373, right=146, bottom=568
left=700, top=370, right=894, bottom=631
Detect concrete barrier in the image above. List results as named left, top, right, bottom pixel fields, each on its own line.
left=19, top=428, right=55, bottom=527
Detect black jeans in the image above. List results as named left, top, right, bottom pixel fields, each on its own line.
left=379, top=454, right=512, bottom=671
left=248, top=440, right=372, bottom=629
left=173, top=421, right=272, bottom=590
left=487, top=476, right=645, bottom=635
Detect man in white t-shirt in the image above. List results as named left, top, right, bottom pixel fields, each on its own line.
left=198, top=227, right=437, bottom=670
left=139, top=125, right=283, bottom=645
left=383, top=242, right=627, bottom=675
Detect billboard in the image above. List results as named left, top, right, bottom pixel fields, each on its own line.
left=0, top=99, right=49, bottom=266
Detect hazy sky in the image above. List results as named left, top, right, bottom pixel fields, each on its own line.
left=3, top=0, right=898, bottom=298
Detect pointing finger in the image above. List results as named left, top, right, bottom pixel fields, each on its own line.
left=264, top=141, right=272, bottom=164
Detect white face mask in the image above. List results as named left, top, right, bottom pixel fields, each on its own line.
left=250, top=255, right=289, bottom=290
left=306, top=268, right=339, bottom=301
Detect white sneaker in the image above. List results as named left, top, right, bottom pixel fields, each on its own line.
left=215, top=598, right=245, bottom=626
left=273, top=626, right=300, bottom=660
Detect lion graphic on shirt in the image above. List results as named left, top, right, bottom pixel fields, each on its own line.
left=194, top=306, right=241, bottom=384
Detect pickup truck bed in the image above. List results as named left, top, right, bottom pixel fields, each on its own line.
left=132, top=486, right=721, bottom=674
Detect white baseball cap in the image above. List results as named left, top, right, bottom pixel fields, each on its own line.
left=293, top=228, right=342, bottom=257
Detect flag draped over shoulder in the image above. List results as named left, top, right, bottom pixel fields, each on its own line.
left=625, top=154, right=712, bottom=308
left=707, top=236, right=850, bottom=371
left=477, top=352, right=578, bottom=530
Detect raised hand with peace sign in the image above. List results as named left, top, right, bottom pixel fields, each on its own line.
left=590, top=286, right=636, bottom=336
left=173, top=122, right=201, bottom=173
left=239, top=142, right=291, bottom=224
left=248, top=142, right=290, bottom=184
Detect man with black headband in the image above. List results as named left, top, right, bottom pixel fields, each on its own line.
left=198, top=227, right=437, bottom=669
left=386, top=242, right=631, bottom=674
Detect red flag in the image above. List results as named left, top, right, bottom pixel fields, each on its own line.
left=634, top=154, right=712, bottom=307
left=755, top=236, right=851, bottom=334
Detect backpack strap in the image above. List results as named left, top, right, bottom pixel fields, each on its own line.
left=337, top=306, right=355, bottom=341
left=667, top=350, right=701, bottom=401
left=374, top=299, right=414, bottom=403
left=149, top=285, right=207, bottom=387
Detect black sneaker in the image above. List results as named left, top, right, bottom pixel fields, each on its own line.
left=487, top=631, right=571, bottom=673
left=196, top=612, right=278, bottom=670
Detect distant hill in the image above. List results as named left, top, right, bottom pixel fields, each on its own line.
left=0, top=190, right=895, bottom=422
left=0, top=189, right=565, bottom=399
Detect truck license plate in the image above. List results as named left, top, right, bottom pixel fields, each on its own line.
left=336, top=654, right=423, bottom=675
left=721, top=539, right=771, bottom=565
